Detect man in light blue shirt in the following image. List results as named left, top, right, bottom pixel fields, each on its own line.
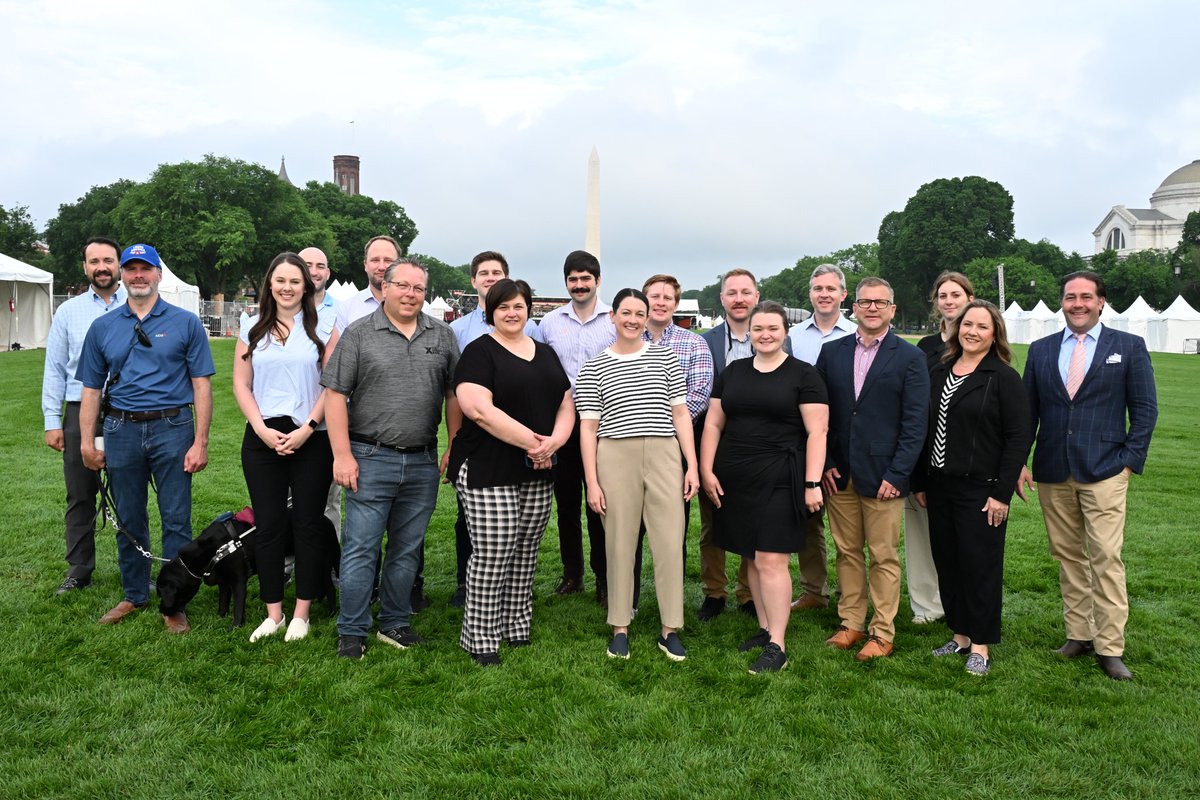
left=445, top=250, right=538, bottom=606
left=42, top=237, right=128, bottom=596
left=299, top=246, right=340, bottom=342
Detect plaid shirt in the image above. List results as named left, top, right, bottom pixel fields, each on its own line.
left=643, top=323, right=713, bottom=421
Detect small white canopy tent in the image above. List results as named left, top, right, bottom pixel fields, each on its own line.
left=1001, top=301, right=1024, bottom=340
left=1107, top=296, right=1156, bottom=340
left=1028, top=300, right=1062, bottom=341
left=157, top=260, right=201, bottom=316
left=1148, top=295, right=1200, bottom=353
left=326, top=280, right=360, bottom=302
left=1, top=252, right=53, bottom=351
left=425, top=296, right=453, bottom=321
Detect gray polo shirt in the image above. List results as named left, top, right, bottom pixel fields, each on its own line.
left=321, top=306, right=460, bottom=448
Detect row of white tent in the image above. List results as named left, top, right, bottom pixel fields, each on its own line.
left=1003, top=295, right=1200, bottom=353
left=325, top=279, right=454, bottom=319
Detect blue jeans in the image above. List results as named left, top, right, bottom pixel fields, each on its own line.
left=338, top=442, right=439, bottom=638
left=102, top=407, right=196, bottom=606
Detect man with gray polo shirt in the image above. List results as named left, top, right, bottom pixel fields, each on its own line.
left=322, top=258, right=460, bottom=660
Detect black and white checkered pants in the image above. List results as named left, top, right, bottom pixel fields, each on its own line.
left=457, top=461, right=554, bottom=655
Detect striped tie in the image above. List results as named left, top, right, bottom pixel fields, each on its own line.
left=1066, top=333, right=1086, bottom=399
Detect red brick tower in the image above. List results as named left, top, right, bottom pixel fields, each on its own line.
left=333, top=155, right=360, bottom=196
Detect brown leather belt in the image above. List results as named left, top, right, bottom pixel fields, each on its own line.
left=106, top=407, right=182, bottom=421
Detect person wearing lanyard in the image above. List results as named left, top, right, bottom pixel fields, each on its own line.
left=77, top=243, right=215, bottom=633
left=233, top=252, right=335, bottom=643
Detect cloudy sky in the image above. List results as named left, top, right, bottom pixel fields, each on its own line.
left=2, top=1, right=1197, bottom=295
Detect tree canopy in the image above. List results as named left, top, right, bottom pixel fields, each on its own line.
left=961, top=256, right=1059, bottom=312
left=410, top=253, right=471, bottom=301
left=299, top=181, right=418, bottom=285
left=43, top=180, right=137, bottom=288
left=0, top=203, right=41, bottom=266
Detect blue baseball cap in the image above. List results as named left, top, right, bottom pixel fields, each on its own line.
left=120, top=243, right=162, bottom=269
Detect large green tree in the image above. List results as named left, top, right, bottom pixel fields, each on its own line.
left=0, top=203, right=41, bottom=265
left=1172, top=210, right=1200, bottom=306
left=879, top=176, right=1015, bottom=323
left=1004, top=237, right=1085, bottom=279
left=299, top=181, right=418, bottom=285
left=1088, top=249, right=1175, bottom=311
left=111, top=156, right=334, bottom=298
left=43, top=180, right=137, bottom=288
left=961, top=256, right=1058, bottom=312
left=410, top=253, right=471, bottom=301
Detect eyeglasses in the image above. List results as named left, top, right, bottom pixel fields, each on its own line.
left=386, top=281, right=426, bottom=295
left=854, top=298, right=893, bottom=310
left=133, top=321, right=152, bottom=347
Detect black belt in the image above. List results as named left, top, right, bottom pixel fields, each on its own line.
left=107, top=406, right=182, bottom=421
left=349, top=433, right=430, bottom=454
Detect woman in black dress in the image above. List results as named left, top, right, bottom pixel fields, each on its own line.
left=449, top=279, right=575, bottom=666
left=700, top=302, right=828, bottom=674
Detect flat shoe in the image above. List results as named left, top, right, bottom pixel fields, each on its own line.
left=250, top=614, right=287, bottom=642
left=285, top=617, right=310, bottom=641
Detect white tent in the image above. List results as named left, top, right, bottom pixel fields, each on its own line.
left=326, top=280, right=360, bottom=302
left=1001, top=301, right=1023, bottom=340
left=1147, top=295, right=1200, bottom=353
left=1029, top=300, right=1062, bottom=341
left=1107, top=295, right=1156, bottom=340
left=157, top=259, right=201, bottom=316
left=1, top=252, right=53, bottom=351
left=425, top=296, right=453, bottom=321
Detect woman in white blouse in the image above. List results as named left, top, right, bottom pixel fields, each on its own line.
left=233, top=252, right=333, bottom=642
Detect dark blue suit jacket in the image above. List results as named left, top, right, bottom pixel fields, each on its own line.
left=1024, top=325, right=1157, bottom=484
left=816, top=330, right=929, bottom=497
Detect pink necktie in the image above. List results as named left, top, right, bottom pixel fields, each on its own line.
left=1066, top=333, right=1086, bottom=399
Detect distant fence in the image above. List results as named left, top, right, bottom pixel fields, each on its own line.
left=52, top=296, right=255, bottom=338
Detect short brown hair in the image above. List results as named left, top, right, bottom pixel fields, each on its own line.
left=362, top=235, right=401, bottom=260
left=642, top=274, right=681, bottom=302
left=720, top=268, right=757, bottom=291
left=470, top=251, right=509, bottom=278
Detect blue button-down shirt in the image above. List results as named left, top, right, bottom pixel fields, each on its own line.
left=1058, top=321, right=1102, bottom=385
left=334, top=288, right=382, bottom=334
left=42, top=285, right=128, bottom=429
left=76, top=297, right=215, bottom=410
left=532, top=301, right=615, bottom=388
left=789, top=314, right=856, bottom=365
left=316, top=292, right=339, bottom=343
left=449, top=306, right=538, bottom=351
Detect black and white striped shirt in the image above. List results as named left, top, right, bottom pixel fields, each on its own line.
left=575, top=343, right=686, bottom=439
left=930, top=372, right=967, bottom=469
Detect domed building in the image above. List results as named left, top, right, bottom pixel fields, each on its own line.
left=1093, top=160, right=1200, bottom=254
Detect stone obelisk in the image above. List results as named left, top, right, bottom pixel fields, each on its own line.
left=585, top=146, right=601, bottom=260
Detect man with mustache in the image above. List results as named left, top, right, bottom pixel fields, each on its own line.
left=77, top=243, right=215, bottom=633
left=42, top=237, right=127, bottom=596
left=533, top=250, right=616, bottom=606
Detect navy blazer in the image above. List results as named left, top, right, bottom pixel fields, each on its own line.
left=701, top=322, right=792, bottom=377
left=1024, top=325, right=1157, bottom=484
left=816, top=329, right=929, bottom=497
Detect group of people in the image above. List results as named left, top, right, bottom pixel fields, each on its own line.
left=41, top=236, right=1157, bottom=680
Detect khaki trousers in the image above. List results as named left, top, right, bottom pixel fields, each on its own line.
left=795, top=511, right=830, bottom=601
left=597, top=437, right=685, bottom=629
left=903, top=496, right=944, bottom=620
left=697, top=492, right=752, bottom=604
left=826, top=480, right=903, bottom=642
left=1038, top=471, right=1130, bottom=656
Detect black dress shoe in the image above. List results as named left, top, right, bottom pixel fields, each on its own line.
left=1055, top=639, right=1095, bottom=658
left=449, top=584, right=467, bottom=608
left=554, top=576, right=583, bottom=596
left=1097, top=654, right=1133, bottom=681
left=55, top=575, right=91, bottom=595
left=697, top=595, right=725, bottom=621
left=596, top=585, right=608, bottom=609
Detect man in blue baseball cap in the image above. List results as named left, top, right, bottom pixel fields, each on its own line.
left=76, top=243, right=216, bottom=633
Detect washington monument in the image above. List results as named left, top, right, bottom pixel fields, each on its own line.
left=585, top=146, right=601, bottom=260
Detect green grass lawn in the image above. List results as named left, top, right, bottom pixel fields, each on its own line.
left=2, top=339, right=1197, bottom=799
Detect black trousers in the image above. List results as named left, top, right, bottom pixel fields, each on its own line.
left=552, top=419, right=606, bottom=585
left=454, top=494, right=471, bottom=586
left=62, top=402, right=100, bottom=580
left=241, top=419, right=334, bottom=603
left=927, top=473, right=1007, bottom=644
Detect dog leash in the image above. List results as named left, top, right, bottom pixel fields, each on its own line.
left=179, top=515, right=257, bottom=581
left=96, top=467, right=171, bottom=564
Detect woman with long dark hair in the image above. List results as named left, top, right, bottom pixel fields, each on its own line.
left=913, top=300, right=1031, bottom=676
left=233, top=252, right=334, bottom=642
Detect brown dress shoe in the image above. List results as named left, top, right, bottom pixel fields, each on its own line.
left=856, top=635, right=894, bottom=661
left=825, top=626, right=867, bottom=650
left=1096, top=654, right=1132, bottom=681
left=1055, top=639, right=1095, bottom=658
left=790, top=593, right=828, bottom=612
left=98, top=600, right=145, bottom=625
left=554, top=577, right=583, bottom=596
left=163, top=612, right=190, bottom=635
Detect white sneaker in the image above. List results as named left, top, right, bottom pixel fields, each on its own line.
left=249, top=614, right=286, bottom=642
left=285, top=617, right=310, bottom=642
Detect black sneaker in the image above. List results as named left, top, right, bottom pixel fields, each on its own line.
left=55, top=575, right=91, bottom=595
left=337, top=635, right=367, bottom=660
left=658, top=632, right=687, bottom=662
left=738, top=627, right=771, bottom=652
left=697, top=596, right=725, bottom=621
left=449, top=584, right=467, bottom=608
left=739, top=600, right=757, bottom=617
left=503, top=638, right=531, bottom=648
left=749, top=642, right=788, bottom=674
left=471, top=652, right=501, bottom=667
left=607, top=632, right=630, bottom=660
left=376, top=626, right=424, bottom=650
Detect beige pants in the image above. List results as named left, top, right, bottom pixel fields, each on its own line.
left=903, top=496, right=943, bottom=620
left=697, top=492, right=752, bottom=603
left=1038, top=471, right=1130, bottom=656
left=597, top=437, right=685, bottom=629
left=796, top=511, right=830, bottom=601
left=826, top=479, right=903, bottom=642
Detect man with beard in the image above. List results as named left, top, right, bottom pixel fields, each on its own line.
left=326, top=235, right=401, bottom=352
left=533, top=250, right=615, bottom=605
left=42, top=237, right=127, bottom=595
left=78, top=244, right=215, bottom=633
left=299, top=246, right=339, bottom=342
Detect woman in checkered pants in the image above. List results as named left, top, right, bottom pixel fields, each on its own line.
left=446, top=279, right=575, bottom=666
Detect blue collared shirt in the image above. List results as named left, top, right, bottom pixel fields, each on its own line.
left=532, top=301, right=616, bottom=387
left=334, top=287, right=382, bottom=334
left=789, top=314, right=856, bottom=365
left=76, top=297, right=215, bottom=410
left=1058, top=321, right=1102, bottom=385
left=449, top=306, right=538, bottom=351
left=42, top=285, right=128, bottom=429
left=316, top=292, right=339, bottom=343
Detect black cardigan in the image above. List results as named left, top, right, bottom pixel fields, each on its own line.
left=912, top=352, right=1033, bottom=504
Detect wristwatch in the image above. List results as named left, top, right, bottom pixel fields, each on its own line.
left=804, top=480, right=821, bottom=489
left=306, top=419, right=318, bottom=430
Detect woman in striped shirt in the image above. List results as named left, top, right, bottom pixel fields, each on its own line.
left=576, top=288, right=699, bottom=662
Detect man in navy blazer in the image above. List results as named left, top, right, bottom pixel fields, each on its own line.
left=817, top=277, right=929, bottom=660
left=1018, top=271, right=1157, bottom=681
